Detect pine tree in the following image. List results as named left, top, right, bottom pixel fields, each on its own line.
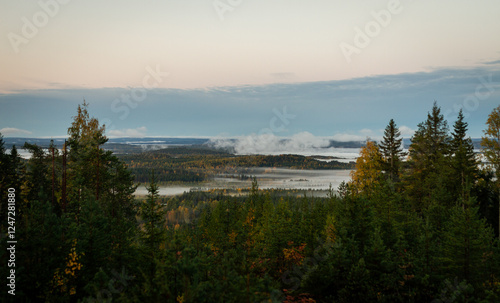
left=451, top=109, right=478, bottom=201
left=379, top=119, right=406, bottom=183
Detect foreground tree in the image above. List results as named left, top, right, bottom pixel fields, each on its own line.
left=22, top=143, right=52, bottom=206
left=350, top=139, right=383, bottom=197
left=63, top=102, right=138, bottom=299
left=379, top=119, right=406, bottom=183
left=0, top=134, right=23, bottom=232
left=481, top=105, right=500, bottom=237
left=139, top=170, right=167, bottom=285
left=451, top=110, right=478, bottom=201
left=440, top=195, right=496, bottom=286
left=406, top=102, right=453, bottom=212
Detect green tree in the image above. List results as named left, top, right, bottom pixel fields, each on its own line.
left=379, top=119, right=406, bottom=183
left=66, top=101, right=107, bottom=206
left=23, top=142, right=52, bottom=205
left=139, top=170, right=167, bottom=280
left=450, top=109, right=478, bottom=201
left=481, top=105, right=500, bottom=237
left=406, top=102, right=453, bottom=212
left=440, top=196, right=495, bottom=286
left=0, top=135, right=23, bottom=232
left=63, top=102, right=138, bottom=299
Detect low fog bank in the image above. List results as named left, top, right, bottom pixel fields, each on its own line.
left=209, top=132, right=364, bottom=159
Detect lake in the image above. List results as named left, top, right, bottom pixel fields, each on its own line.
left=135, top=168, right=353, bottom=197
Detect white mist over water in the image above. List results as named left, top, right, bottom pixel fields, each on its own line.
left=210, top=132, right=360, bottom=161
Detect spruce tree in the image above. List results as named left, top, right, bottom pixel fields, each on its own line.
left=451, top=109, right=478, bottom=201
left=139, top=170, right=167, bottom=285
left=440, top=196, right=495, bottom=285
left=406, top=102, right=453, bottom=212
left=379, top=119, right=406, bottom=183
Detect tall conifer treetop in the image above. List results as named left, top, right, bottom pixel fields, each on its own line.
left=379, top=119, right=405, bottom=182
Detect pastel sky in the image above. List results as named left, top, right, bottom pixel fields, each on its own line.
left=1, top=0, right=499, bottom=139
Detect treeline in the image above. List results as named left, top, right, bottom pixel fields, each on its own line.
left=120, top=152, right=354, bottom=184
left=1, top=102, right=500, bottom=302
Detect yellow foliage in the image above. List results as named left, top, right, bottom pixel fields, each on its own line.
left=350, top=140, right=383, bottom=195
left=51, top=239, right=83, bottom=296
left=283, top=242, right=307, bottom=269
left=228, top=230, right=238, bottom=244
left=324, top=214, right=337, bottom=243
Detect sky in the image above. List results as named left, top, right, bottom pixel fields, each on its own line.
left=1, top=0, right=499, bottom=141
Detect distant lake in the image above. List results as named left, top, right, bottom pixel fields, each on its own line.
left=135, top=168, right=353, bottom=197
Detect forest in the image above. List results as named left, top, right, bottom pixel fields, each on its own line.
left=118, top=147, right=354, bottom=184
left=1, top=102, right=500, bottom=302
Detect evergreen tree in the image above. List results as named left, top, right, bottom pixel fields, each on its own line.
left=23, top=142, right=52, bottom=204
left=379, top=119, right=406, bottom=183
left=481, top=105, right=500, bottom=237
left=406, top=102, right=453, bottom=212
left=451, top=109, right=478, bottom=201
left=440, top=196, right=495, bottom=286
left=139, top=170, right=167, bottom=289
left=64, top=102, right=138, bottom=299
left=66, top=101, right=107, bottom=206
left=0, top=135, right=23, bottom=232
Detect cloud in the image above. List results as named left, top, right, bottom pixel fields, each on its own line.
left=0, top=127, right=32, bottom=136
left=332, top=133, right=370, bottom=142
left=399, top=125, right=415, bottom=137
left=2, top=64, right=499, bottom=138
left=332, top=128, right=384, bottom=142
left=107, top=126, right=147, bottom=138
left=211, top=131, right=330, bottom=155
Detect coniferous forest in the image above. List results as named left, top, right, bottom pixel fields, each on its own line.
left=1, top=102, right=500, bottom=302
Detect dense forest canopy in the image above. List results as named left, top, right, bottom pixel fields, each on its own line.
left=119, top=151, right=354, bottom=184
left=1, top=102, right=500, bottom=302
